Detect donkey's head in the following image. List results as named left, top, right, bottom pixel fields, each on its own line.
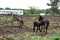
left=38, top=15, right=43, bottom=21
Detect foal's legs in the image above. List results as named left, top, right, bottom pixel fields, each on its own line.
left=33, top=22, right=37, bottom=32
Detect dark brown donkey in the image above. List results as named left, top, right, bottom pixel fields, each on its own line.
left=11, top=13, right=23, bottom=27
left=33, top=15, right=49, bottom=34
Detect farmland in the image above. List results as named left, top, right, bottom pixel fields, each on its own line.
left=0, top=15, right=60, bottom=40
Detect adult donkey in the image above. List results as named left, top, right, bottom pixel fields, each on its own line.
left=11, top=12, right=23, bottom=27
left=33, top=15, right=49, bottom=34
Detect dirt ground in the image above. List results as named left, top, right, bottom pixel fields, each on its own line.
left=0, top=26, right=60, bottom=36
left=0, top=26, right=32, bottom=36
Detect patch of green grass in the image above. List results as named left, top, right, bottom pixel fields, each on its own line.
left=0, top=29, right=60, bottom=40
left=46, top=29, right=60, bottom=36
left=0, top=32, right=59, bottom=40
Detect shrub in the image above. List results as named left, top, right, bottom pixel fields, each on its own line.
left=0, top=38, right=3, bottom=40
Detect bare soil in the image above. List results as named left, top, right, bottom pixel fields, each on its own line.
left=0, top=26, right=60, bottom=36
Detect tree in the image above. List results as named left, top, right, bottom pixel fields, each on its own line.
left=46, top=9, right=50, bottom=14
left=29, top=6, right=37, bottom=14
left=23, top=10, right=30, bottom=15
left=5, top=7, right=11, bottom=10
left=0, top=8, right=4, bottom=10
left=47, top=0, right=60, bottom=16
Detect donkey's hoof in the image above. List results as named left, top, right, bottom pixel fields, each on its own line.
left=45, top=33, right=47, bottom=34
left=33, top=30, right=35, bottom=32
left=40, top=31, right=42, bottom=32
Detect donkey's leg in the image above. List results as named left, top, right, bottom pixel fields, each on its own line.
left=33, top=24, right=36, bottom=32
left=18, top=21, right=22, bottom=27
left=21, top=20, right=23, bottom=27
left=45, top=22, right=49, bottom=34
left=45, top=26, right=48, bottom=34
left=36, top=26, right=39, bottom=32
left=40, top=26, right=42, bottom=32
left=33, top=26, right=36, bottom=32
left=45, top=28, right=47, bottom=34
left=11, top=16, right=14, bottom=26
left=38, top=26, right=41, bottom=32
left=11, top=20, right=13, bottom=26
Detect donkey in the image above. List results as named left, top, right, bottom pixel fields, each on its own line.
left=11, top=12, right=23, bottom=27
left=33, top=15, right=49, bottom=34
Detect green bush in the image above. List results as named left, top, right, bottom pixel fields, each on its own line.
left=55, top=38, right=59, bottom=40
left=0, top=38, right=3, bottom=40
left=52, top=36, right=60, bottom=40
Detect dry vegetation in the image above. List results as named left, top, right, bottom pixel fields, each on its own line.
left=0, top=15, right=60, bottom=40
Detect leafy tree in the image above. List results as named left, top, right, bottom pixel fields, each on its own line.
left=47, top=0, right=60, bottom=16
left=29, top=6, right=37, bottom=14
left=5, top=7, right=11, bottom=10
left=46, top=9, right=50, bottom=14
left=0, top=8, right=4, bottom=10
left=23, top=10, right=30, bottom=15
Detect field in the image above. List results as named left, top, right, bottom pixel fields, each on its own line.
left=0, top=15, right=60, bottom=40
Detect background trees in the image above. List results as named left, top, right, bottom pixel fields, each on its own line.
left=0, top=8, right=4, bottom=10
left=47, top=0, right=60, bottom=16
left=5, top=7, right=11, bottom=10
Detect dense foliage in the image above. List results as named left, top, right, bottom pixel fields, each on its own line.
left=47, top=0, right=60, bottom=15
